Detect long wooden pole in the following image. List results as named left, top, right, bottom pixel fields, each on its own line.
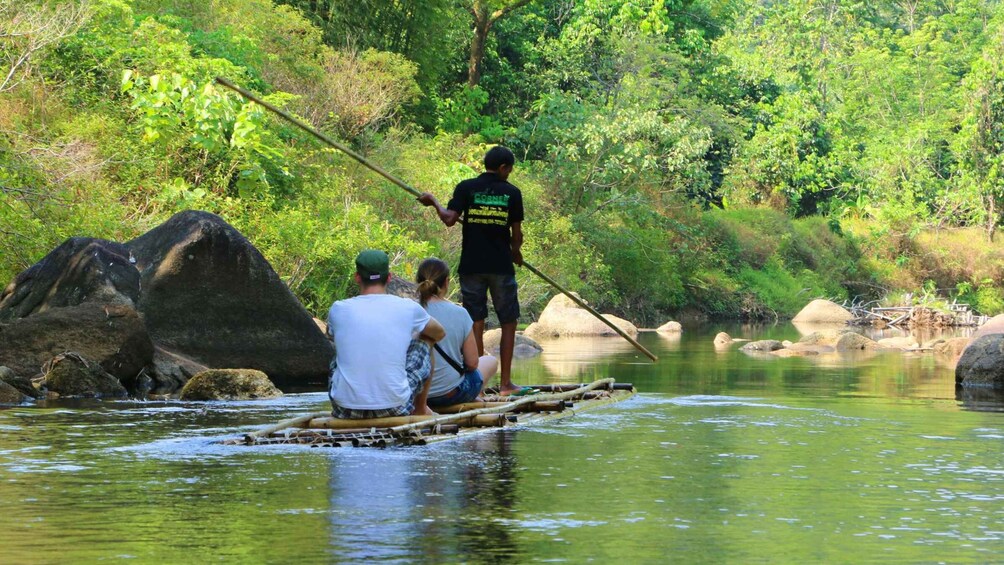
left=215, top=77, right=658, bottom=362
left=522, top=262, right=656, bottom=361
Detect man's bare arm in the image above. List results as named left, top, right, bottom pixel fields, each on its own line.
left=419, top=316, right=446, bottom=344
left=510, top=221, right=524, bottom=266
left=418, top=193, right=461, bottom=227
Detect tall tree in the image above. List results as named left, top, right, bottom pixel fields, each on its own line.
left=466, top=0, right=534, bottom=86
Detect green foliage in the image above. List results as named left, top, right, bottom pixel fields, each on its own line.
left=436, top=85, right=505, bottom=140
left=121, top=71, right=294, bottom=199
left=7, top=0, right=1004, bottom=326
left=578, top=207, right=687, bottom=323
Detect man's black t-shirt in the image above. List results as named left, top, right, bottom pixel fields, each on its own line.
left=447, top=172, right=524, bottom=275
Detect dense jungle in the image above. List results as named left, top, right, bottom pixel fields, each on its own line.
left=3, top=0, right=1004, bottom=324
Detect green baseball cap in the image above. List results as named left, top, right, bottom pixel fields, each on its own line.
left=355, top=249, right=389, bottom=281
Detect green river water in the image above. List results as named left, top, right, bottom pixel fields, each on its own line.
left=1, top=324, right=1002, bottom=563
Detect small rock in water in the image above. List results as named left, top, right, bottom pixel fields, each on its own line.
left=656, top=321, right=682, bottom=333
left=42, top=353, right=128, bottom=398
left=482, top=329, right=543, bottom=359
left=740, top=340, right=784, bottom=352
left=180, top=369, right=283, bottom=401
left=713, top=332, right=732, bottom=348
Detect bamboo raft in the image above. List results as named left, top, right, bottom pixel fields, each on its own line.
left=223, top=378, right=635, bottom=448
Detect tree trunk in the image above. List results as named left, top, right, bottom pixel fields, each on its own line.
left=468, top=10, right=490, bottom=87
left=466, top=0, right=534, bottom=87
left=988, top=195, right=997, bottom=242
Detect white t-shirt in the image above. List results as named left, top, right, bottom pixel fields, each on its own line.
left=327, top=294, right=431, bottom=410
left=425, top=300, right=474, bottom=397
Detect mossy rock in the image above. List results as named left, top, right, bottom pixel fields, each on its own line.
left=740, top=340, right=784, bottom=352
left=180, top=369, right=282, bottom=401
left=42, top=353, right=128, bottom=398
left=0, top=366, right=39, bottom=399
left=0, top=368, right=30, bottom=405
left=798, top=329, right=877, bottom=351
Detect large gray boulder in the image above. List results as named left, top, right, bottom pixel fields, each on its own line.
left=792, top=299, right=853, bottom=324
left=0, top=210, right=338, bottom=393
left=524, top=294, right=637, bottom=340
left=0, top=237, right=139, bottom=320
left=0, top=302, right=153, bottom=383
left=956, top=334, right=1004, bottom=389
left=179, top=369, right=283, bottom=400
left=126, top=211, right=334, bottom=389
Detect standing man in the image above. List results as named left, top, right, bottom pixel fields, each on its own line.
left=418, top=146, right=525, bottom=395
left=327, top=249, right=446, bottom=418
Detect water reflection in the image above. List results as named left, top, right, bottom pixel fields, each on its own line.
left=955, top=386, right=1004, bottom=413
left=653, top=330, right=682, bottom=351
left=327, top=432, right=521, bottom=562
left=534, top=337, right=637, bottom=381
left=0, top=325, right=1001, bottom=562
left=790, top=321, right=848, bottom=336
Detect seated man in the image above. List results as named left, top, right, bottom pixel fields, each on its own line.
left=327, top=249, right=445, bottom=418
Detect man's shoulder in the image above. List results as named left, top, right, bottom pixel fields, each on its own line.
left=502, top=181, right=522, bottom=195
left=455, top=177, right=481, bottom=190
left=332, top=294, right=424, bottom=316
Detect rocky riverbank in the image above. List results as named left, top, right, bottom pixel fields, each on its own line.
left=0, top=210, right=333, bottom=401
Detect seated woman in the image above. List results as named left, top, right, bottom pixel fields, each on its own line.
left=416, top=258, right=499, bottom=407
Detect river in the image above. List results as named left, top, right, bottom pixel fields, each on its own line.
left=1, top=324, right=1002, bottom=563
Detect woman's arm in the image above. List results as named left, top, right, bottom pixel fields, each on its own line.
left=461, top=329, right=480, bottom=371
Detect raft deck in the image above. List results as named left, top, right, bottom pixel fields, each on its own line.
left=225, top=378, right=635, bottom=448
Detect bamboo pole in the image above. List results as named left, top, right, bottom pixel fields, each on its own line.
left=245, top=411, right=330, bottom=441
left=305, top=414, right=509, bottom=429
left=386, top=378, right=615, bottom=435
left=433, top=400, right=565, bottom=414
left=214, top=77, right=657, bottom=362
left=521, top=263, right=657, bottom=361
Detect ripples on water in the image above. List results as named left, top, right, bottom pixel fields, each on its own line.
left=0, top=326, right=1003, bottom=562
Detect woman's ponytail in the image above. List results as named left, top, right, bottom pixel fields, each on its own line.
left=416, top=257, right=450, bottom=306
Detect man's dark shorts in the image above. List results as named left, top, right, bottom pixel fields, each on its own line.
left=460, top=273, right=520, bottom=324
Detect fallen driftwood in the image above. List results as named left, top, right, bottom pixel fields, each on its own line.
left=847, top=298, right=988, bottom=329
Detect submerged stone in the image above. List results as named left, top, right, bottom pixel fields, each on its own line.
left=483, top=329, right=543, bottom=359
left=740, top=340, right=784, bottom=352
